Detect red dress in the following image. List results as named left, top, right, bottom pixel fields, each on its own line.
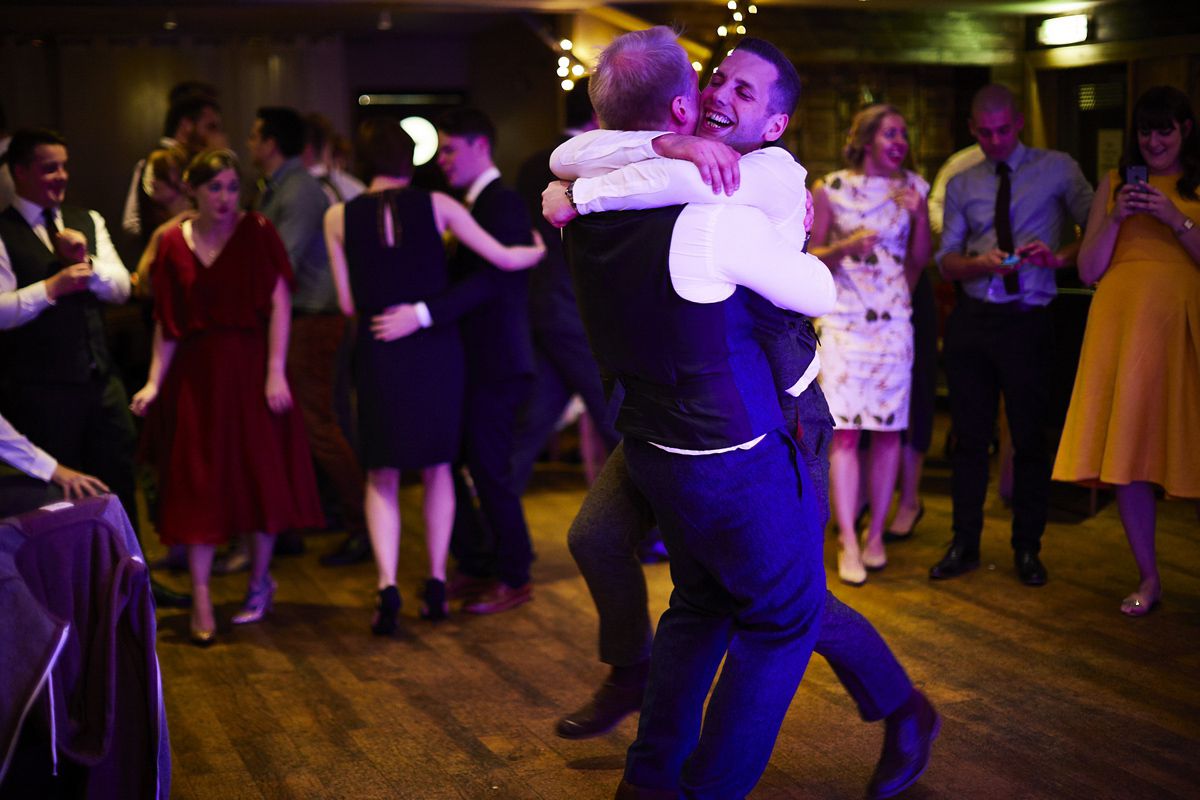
left=139, top=212, right=324, bottom=546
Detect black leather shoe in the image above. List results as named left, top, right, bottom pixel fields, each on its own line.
left=320, top=531, right=373, bottom=567
left=614, top=780, right=677, bottom=800
left=1015, top=550, right=1048, bottom=586
left=151, top=578, right=193, bottom=608
left=928, top=542, right=980, bottom=579
left=556, top=680, right=645, bottom=739
left=273, top=531, right=305, bottom=556
left=867, top=689, right=941, bottom=798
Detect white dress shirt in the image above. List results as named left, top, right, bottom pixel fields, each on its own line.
left=0, top=411, right=57, bottom=481
left=0, top=195, right=131, bottom=330
left=551, top=130, right=835, bottom=452
left=122, top=135, right=177, bottom=237
left=309, top=163, right=366, bottom=206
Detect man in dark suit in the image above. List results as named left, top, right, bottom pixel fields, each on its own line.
left=372, top=107, right=537, bottom=613
left=510, top=79, right=620, bottom=494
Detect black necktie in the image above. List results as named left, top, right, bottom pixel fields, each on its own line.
left=995, top=162, right=1019, bottom=294
left=42, top=207, right=58, bottom=251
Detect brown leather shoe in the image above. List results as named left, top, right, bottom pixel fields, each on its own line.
left=867, top=689, right=941, bottom=798
left=446, top=573, right=495, bottom=601
left=614, top=779, right=677, bottom=799
left=462, top=581, right=532, bottom=613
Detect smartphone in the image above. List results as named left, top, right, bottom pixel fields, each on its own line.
left=1126, top=165, right=1148, bottom=188
left=1000, top=254, right=1022, bottom=267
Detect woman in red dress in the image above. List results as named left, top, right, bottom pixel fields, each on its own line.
left=132, top=150, right=323, bottom=645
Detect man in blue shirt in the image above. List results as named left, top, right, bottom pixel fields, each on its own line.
left=933, top=84, right=1093, bottom=586
left=248, top=107, right=366, bottom=556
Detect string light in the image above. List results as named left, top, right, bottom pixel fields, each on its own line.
left=692, top=61, right=703, bottom=71
left=736, top=25, right=746, bottom=34
left=727, top=0, right=737, bottom=8
left=560, top=38, right=573, bottom=50
left=562, top=79, right=575, bottom=91
left=717, top=25, right=728, bottom=36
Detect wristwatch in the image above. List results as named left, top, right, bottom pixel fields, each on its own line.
left=564, top=182, right=577, bottom=211
left=1177, top=217, right=1195, bottom=236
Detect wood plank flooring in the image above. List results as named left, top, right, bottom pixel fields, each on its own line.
left=150, top=437, right=1200, bottom=800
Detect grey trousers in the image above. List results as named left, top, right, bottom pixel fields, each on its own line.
left=566, top=381, right=913, bottom=721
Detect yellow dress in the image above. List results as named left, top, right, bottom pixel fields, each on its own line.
left=1053, top=171, right=1200, bottom=496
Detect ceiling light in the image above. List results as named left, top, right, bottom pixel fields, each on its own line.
left=377, top=10, right=392, bottom=31
left=1038, top=14, right=1088, bottom=46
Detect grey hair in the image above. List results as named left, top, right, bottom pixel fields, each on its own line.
left=589, top=26, right=694, bottom=131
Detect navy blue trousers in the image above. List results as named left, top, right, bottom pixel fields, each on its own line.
left=621, top=431, right=827, bottom=798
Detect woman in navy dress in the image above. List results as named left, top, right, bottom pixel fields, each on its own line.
left=324, top=119, right=543, bottom=631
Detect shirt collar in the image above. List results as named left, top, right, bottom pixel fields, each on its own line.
left=12, top=194, right=54, bottom=229
left=465, top=165, right=501, bottom=208
left=308, top=162, right=330, bottom=179
left=993, top=140, right=1028, bottom=173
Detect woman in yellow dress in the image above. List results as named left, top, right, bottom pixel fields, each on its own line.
left=1053, top=86, right=1200, bottom=616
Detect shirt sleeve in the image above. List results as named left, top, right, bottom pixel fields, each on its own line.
left=121, top=161, right=144, bottom=236
left=675, top=205, right=835, bottom=317
left=935, top=173, right=969, bottom=274
left=86, top=211, right=131, bottom=304
left=550, top=129, right=665, bottom=179
left=0, top=411, right=57, bottom=481
left=0, top=235, right=55, bottom=330
left=573, top=149, right=809, bottom=236
left=1062, top=156, right=1095, bottom=229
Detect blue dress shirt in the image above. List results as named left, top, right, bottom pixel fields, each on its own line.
left=936, top=141, right=1094, bottom=306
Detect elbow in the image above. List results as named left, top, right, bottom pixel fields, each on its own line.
left=814, top=277, right=837, bottom=317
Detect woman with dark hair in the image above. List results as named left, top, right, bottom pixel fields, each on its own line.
left=1054, top=85, right=1200, bottom=616
left=810, top=104, right=932, bottom=585
left=132, top=149, right=323, bottom=645
left=324, top=118, right=543, bottom=632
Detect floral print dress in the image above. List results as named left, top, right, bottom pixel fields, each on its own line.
left=816, top=169, right=929, bottom=431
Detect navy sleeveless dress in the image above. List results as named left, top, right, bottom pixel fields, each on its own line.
left=343, top=189, right=465, bottom=470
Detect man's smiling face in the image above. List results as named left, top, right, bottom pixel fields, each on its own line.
left=697, top=50, right=785, bottom=154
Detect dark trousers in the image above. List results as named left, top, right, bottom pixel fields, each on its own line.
left=509, top=325, right=620, bottom=494
left=943, top=299, right=1054, bottom=553
left=287, top=314, right=364, bottom=534
left=1, top=372, right=138, bottom=536
left=621, top=432, right=825, bottom=797
left=0, top=473, right=63, bottom=518
left=451, top=376, right=535, bottom=588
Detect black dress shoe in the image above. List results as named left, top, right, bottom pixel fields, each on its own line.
left=556, top=680, right=645, bottom=739
left=928, top=542, right=980, bottom=580
left=867, top=689, right=941, bottom=798
left=320, top=531, right=373, bottom=567
left=1015, top=550, right=1048, bottom=586
left=273, top=530, right=305, bottom=557
left=614, top=779, right=677, bottom=800
left=151, top=578, right=193, bottom=608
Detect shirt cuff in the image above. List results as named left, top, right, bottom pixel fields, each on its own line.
left=29, top=451, right=57, bottom=483
left=34, top=280, right=56, bottom=307
left=414, top=301, right=432, bottom=328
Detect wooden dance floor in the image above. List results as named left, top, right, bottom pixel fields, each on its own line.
left=152, top=439, right=1200, bottom=800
